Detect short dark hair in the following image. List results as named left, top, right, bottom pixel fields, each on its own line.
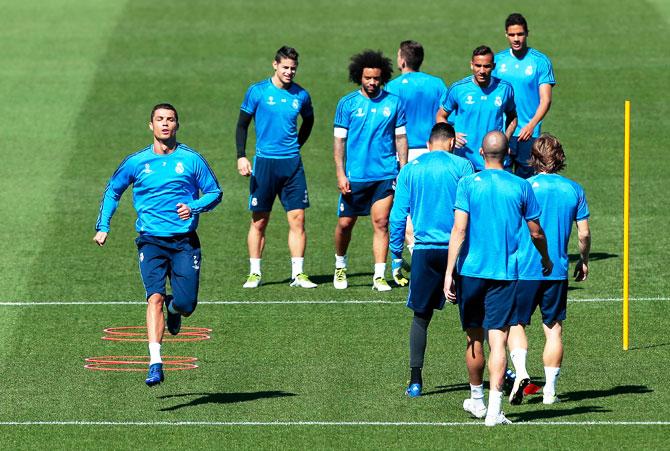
left=150, top=103, right=178, bottom=123
left=399, top=40, right=424, bottom=71
left=429, top=122, right=455, bottom=142
left=275, top=45, right=299, bottom=63
left=505, top=13, right=528, bottom=33
left=472, top=45, right=494, bottom=59
left=530, top=133, right=566, bottom=174
left=348, top=50, right=393, bottom=85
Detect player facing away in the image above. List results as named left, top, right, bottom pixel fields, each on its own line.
left=236, top=46, right=316, bottom=289
left=389, top=123, right=474, bottom=397
left=444, top=131, right=552, bottom=426
left=386, top=40, right=449, bottom=277
left=493, top=13, right=556, bottom=178
left=437, top=46, right=517, bottom=171
left=333, top=50, right=409, bottom=291
left=506, top=134, right=591, bottom=405
left=94, top=104, right=222, bottom=386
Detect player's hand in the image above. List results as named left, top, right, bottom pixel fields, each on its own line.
left=444, top=273, right=457, bottom=304
left=237, top=157, right=252, bottom=177
left=337, top=174, right=351, bottom=195
left=517, top=125, right=534, bottom=141
left=573, top=259, right=589, bottom=282
left=93, top=231, right=108, bottom=247
left=541, top=257, right=553, bottom=276
left=393, top=268, right=409, bottom=287
left=455, top=133, right=467, bottom=149
left=176, top=203, right=192, bottom=220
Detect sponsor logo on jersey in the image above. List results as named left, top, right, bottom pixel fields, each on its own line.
left=495, top=96, right=503, bottom=107
left=480, top=95, right=488, bottom=101
left=465, top=95, right=475, bottom=105
left=143, top=163, right=152, bottom=174
left=383, top=106, right=391, bottom=117
left=371, top=108, right=377, bottom=113
left=175, top=162, right=184, bottom=174
left=281, top=98, right=287, bottom=103
left=267, top=96, right=276, bottom=105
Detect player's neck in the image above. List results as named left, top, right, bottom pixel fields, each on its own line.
left=271, top=74, right=291, bottom=90
left=484, top=160, right=505, bottom=170
left=473, top=76, right=492, bottom=88
left=153, top=138, right=178, bottom=155
left=401, top=68, right=417, bottom=74
left=511, top=46, right=529, bottom=59
left=360, top=87, right=382, bottom=99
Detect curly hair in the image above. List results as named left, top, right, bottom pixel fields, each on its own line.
left=348, top=50, right=393, bottom=85
left=530, top=133, right=566, bottom=174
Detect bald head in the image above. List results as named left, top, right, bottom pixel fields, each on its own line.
left=481, top=131, right=509, bottom=163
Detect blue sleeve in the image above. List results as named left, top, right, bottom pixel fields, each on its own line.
left=334, top=97, right=350, bottom=129
left=538, top=56, right=556, bottom=86
left=188, top=155, right=223, bottom=214
left=95, top=157, right=135, bottom=232
left=442, top=86, right=457, bottom=114
left=505, top=85, right=516, bottom=115
left=523, top=181, right=542, bottom=221
left=389, top=166, right=411, bottom=256
left=240, top=85, right=260, bottom=115
left=395, top=99, right=407, bottom=128
left=438, top=80, right=448, bottom=105
left=454, top=177, right=470, bottom=213
left=575, top=184, right=590, bottom=221
left=461, top=160, right=475, bottom=177
left=300, top=91, right=314, bottom=118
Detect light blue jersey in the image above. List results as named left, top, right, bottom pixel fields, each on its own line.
left=454, top=169, right=540, bottom=280
left=390, top=151, right=474, bottom=254
left=493, top=48, right=555, bottom=138
left=334, top=90, right=407, bottom=182
left=440, top=76, right=515, bottom=170
left=386, top=72, right=447, bottom=149
left=96, top=143, right=222, bottom=237
left=518, top=173, right=589, bottom=280
left=240, top=78, right=313, bottom=159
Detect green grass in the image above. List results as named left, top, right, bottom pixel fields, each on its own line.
left=0, top=0, right=669, bottom=448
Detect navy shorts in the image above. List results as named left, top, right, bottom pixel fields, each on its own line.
left=513, top=279, right=568, bottom=326
left=338, top=178, right=395, bottom=217
left=457, top=276, right=516, bottom=330
left=249, top=155, right=309, bottom=212
left=406, top=248, right=449, bottom=314
left=136, top=232, right=201, bottom=315
left=509, top=137, right=535, bottom=179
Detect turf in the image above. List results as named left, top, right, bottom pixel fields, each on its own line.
left=0, top=0, right=669, bottom=448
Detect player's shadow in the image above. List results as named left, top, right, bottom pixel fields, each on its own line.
left=260, top=272, right=374, bottom=287
left=630, top=342, right=670, bottom=350
left=157, top=390, right=297, bottom=411
left=526, top=384, right=652, bottom=404
left=507, top=405, right=611, bottom=421
left=568, top=252, right=617, bottom=262
left=422, top=383, right=471, bottom=396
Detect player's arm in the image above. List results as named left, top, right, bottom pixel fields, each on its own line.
left=389, top=170, right=410, bottom=261
left=183, top=155, right=223, bottom=220
left=574, top=218, right=591, bottom=281
left=526, top=219, right=553, bottom=275
left=298, top=114, right=314, bottom=148
left=519, top=84, right=553, bottom=142
left=395, top=130, right=408, bottom=168
left=444, top=210, right=468, bottom=302
left=333, top=133, right=350, bottom=194
left=436, top=107, right=449, bottom=123
left=93, top=160, right=133, bottom=246
left=504, top=108, right=518, bottom=141
left=236, top=110, right=253, bottom=176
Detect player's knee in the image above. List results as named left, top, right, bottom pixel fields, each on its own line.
left=172, top=297, right=197, bottom=316
left=337, top=217, right=356, bottom=233
left=147, top=293, right=165, bottom=307
left=372, top=216, right=389, bottom=231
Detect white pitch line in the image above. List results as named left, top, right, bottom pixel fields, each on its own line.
left=0, top=420, right=668, bottom=427
left=0, top=297, right=668, bottom=306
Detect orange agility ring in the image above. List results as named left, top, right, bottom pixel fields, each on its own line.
left=84, top=355, right=198, bottom=372
left=102, top=326, right=212, bottom=342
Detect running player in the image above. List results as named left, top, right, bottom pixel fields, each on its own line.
left=94, top=103, right=222, bottom=386
left=333, top=49, right=408, bottom=291
left=494, top=13, right=556, bottom=178
left=236, top=46, right=316, bottom=289
left=389, top=123, right=474, bottom=397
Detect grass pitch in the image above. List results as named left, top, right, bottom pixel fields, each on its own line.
left=0, top=0, right=669, bottom=449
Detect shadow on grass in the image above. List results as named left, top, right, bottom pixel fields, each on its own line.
left=526, top=384, right=652, bottom=404
left=158, top=390, right=297, bottom=411
left=568, top=252, right=617, bottom=262
left=629, top=342, right=670, bottom=351
left=508, top=405, right=611, bottom=421
left=260, top=272, right=374, bottom=287
left=422, top=383, right=471, bottom=396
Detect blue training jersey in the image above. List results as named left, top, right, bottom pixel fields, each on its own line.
left=385, top=72, right=448, bottom=149
left=390, top=151, right=474, bottom=254
left=240, top=78, right=314, bottom=159
left=334, top=89, right=407, bottom=182
left=493, top=48, right=556, bottom=138
left=440, top=76, right=515, bottom=170
left=96, top=143, right=222, bottom=237
left=518, top=173, right=590, bottom=280
left=454, top=169, right=541, bottom=280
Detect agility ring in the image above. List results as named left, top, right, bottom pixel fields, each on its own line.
left=84, top=355, right=198, bottom=371
left=102, top=326, right=212, bottom=342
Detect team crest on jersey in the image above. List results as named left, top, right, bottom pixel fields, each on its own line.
left=355, top=108, right=365, bottom=117
left=383, top=106, right=391, bottom=117
left=143, top=163, right=152, bottom=174
left=525, top=65, right=534, bottom=76
left=340, top=203, right=344, bottom=212
left=465, top=95, right=475, bottom=105
left=494, top=96, right=503, bottom=107
left=175, top=162, right=184, bottom=174
left=500, top=63, right=507, bottom=73
left=267, top=96, right=276, bottom=105
left=292, top=99, right=299, bottom=109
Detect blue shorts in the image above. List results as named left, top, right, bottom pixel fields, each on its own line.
left=249, top=156, right=309, bottom=212
left=338, top=179, right=395, bottom=217
left=457, top=276, right=516, bottom=330
left=513, top=279, right=568, bottom=325
left=406, top=248, right=449, bottom=314
left=509, top=137, right=535, bottom=179
left=136, top=232, right=201, bottom=315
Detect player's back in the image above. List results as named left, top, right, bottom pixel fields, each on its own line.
left=518, top=173, right=590, bottom=279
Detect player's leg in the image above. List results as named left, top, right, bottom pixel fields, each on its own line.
left=407, top=309, right=433, bottom=397
left=245, top=211, right=270, bottom=287
left=507, top=279, right=538, bottom=403
left=168, top=232, right=202, bottom=332
left=370, top=189, right=394, bottom=291
left=540, top=280, right=568, bottom=404
left=286, top=209, right=316, bottom=288
left=333, top=215, right=357, bottom=289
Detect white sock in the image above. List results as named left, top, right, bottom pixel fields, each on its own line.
left=291, top=257, right=304, bottom=279
left=470, top=384, right=485, bottom=406
left=249, top=258, right=261, bottom=275
left=148, top=342, right=162, bottom=365
left=374, top=263, right=386, bottom=279
left=335, top=254, right=347, bottom=269
left=486, top=389, right=503, bottom=418
left=544, top=366, right=560, bottom=395
left=510, top=348, right=529, bottom=379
